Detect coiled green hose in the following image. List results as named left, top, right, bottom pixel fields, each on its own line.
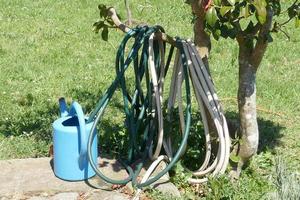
left=86, top=26, right=230, bottom=190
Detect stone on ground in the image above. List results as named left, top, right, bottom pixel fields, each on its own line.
left=0, top=157, right=128, bottom=200
left=0, top=156, right=180, bottom=199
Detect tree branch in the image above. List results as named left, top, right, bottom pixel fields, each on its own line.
left=279, top=17, right=293, bottom=27
left=107, top=7, right=131, bottom=33
left=251, top=8, right=274, bottom=69
left=246, top=23, right=261, bottom=36
left=107, top=7, right=178, bottom=47
left=190, top=0, right=211, bottom=66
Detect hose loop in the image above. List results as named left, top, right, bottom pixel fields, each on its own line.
left=87, top=26, right=230, bottom=190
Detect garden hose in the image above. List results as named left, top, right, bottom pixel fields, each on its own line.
left=86, top=26, right=230, bottom=189
left=181, top=40, right=230, bottom=183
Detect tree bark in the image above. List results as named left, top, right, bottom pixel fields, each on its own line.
left=191, top=0, right=219, bottom=155
left=191, top=1, right=211, bottom=68
left=230, top=10, right=273, bottom=178
left=230, top=37, right=258, bottom=177
left=189, top=1, right=273, bottom=178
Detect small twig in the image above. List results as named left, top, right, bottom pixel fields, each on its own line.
left=107, top=8, right=131, bottom=33
left=257, top=106, right=285, bottom=117
left=220, top=97, right=237, bottom=102
left=251, top=8, right=274, bottom=69
left=278, top=27, right=291, bottom=40
left=107, top=7, right=178, bottom=47
left=280, top=0, right=299, bottom=15
left=124, top=0, right=132, bottom=26
left=279, top=17, right=293, bottom=27
left=220, top=97, right=285, bottom=117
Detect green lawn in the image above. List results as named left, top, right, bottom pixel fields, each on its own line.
left=0, top=0, right=299, bottom=199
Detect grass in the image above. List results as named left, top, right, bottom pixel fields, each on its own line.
left=0, top=0, right=299, bottom=199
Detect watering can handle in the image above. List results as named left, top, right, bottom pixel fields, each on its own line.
left=68, top=101, right=88, bottom=166
left=59, top=98, right=69, bottom=117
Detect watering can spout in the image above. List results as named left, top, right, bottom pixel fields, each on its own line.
left=59, top=97, right=69, bottom=117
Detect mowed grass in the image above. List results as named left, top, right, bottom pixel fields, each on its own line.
left=0, top=0, right=299, bottom=199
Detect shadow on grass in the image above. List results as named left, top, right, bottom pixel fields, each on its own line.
left=68, top=88, right=102, bottom=113
left=0, top=101, right=58, bottom=143
left=69, top=87, right=128, bottom=156
left=68, top=87, right=286, bottom=156
left=225, top=111, right=285, bottom=153
left=68, top=87, right=124, bottom=114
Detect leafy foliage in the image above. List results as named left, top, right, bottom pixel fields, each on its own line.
left=1, top=1, right=299, bottom=199
left=187, top=0, right=300, bottom=40
left=93, top=4, right=122, bottom=41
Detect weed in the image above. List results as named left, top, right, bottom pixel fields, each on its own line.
left=268, top=156, right=300, bottom=200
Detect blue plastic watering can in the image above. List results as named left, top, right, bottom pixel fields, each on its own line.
left=52, top=98, right=98, bottom=181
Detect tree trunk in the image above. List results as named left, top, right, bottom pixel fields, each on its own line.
left=230, top=39, right=259, bottom=177
left=230, top=10, right=273, bottom=177
left=191, top=1, right=211, bottom=67
left=189, top=1, right=273, bottom=178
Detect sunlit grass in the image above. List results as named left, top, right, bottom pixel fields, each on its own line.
left=0, top=0, right=299, bottom=199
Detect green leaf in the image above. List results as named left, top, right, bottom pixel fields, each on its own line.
left=296, top=18, right=300, bottom=28
left=220, top=6, right=232, bottom=17
left=106, top=19, right=115, bottom=26
left=101, top=26, right=108, bottom=41
left=100, top=10, right=108, bottom=18
left=220, top=22, right=236, bottom=39
left=224, top=22, right=233, bottom=29
left=227, top=0, right=235, bottom=6
left=288, top=5, right=297, bottom=19
left=239, top=4, right=250, bottom=18
left=245, top=21, right=255, bottom=33
left=213, top=0, right=221, bottom=6
left=99, top=5, right=108, bottom=18
left=98, top=4, right=106, bottom=10
left=253, top=0, right=267, bottom=24
left=249, top=13, right=258, bottom=25
left=212, top=29, right=221, bottom=40
left=230, top=154, right=240, bottom=163
left=93, top=21, right=105, bottom=33
left=256, top=9, right=267, bottom=24
left=272, top=0, right=281, bottom=16
left=239, top=18, right=249, bottom=31
left=228, top=28, right=238, bottom=39
left=206, top=7, right=218, bottom=27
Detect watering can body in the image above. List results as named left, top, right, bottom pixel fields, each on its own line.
left=52, top=99, right=98, bottom=181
